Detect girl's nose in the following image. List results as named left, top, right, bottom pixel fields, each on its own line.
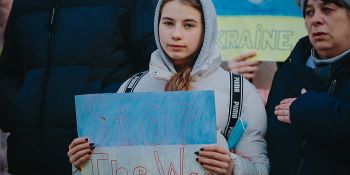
left=171, top=28, right=182, bottom=40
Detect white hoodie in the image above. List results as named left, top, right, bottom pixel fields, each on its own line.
left=118, top=0, right=269, bottom=174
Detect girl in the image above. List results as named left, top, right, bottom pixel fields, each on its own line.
left=68, top=0, right=269, bottom=174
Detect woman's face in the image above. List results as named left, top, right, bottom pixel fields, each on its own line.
left=159, top=0, right=203, bottom=66
left=305, top=0, right=350, bottom=58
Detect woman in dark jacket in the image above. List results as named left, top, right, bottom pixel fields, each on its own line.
left=267, top=0, right=350, bottom=174
left=0, top=0, right=157, bottom=174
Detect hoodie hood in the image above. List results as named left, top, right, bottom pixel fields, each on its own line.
left=149, top=0, right=221, bottom=81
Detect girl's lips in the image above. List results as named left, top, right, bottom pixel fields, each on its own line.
left=169, top=44, right=185, bottom=48
left=168, top=44, right=186, bottom=51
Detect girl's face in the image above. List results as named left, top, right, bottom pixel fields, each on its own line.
left=159, top=0, right=204, bottom=66
left=305, top=0, right=350, bottom=58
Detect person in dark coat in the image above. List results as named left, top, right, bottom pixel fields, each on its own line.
left=266, top=0, right=350, bottom=174
left=0, top=0, right=157, bottom=174
left=0, top=0, right=12, bottom=48
left=0, top=1, right=13, bottom=174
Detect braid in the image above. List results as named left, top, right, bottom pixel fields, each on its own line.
left=165, top=67, right=192, bottom=91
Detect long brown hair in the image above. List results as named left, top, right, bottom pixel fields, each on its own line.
left=160, top=0, right=203, bottom=91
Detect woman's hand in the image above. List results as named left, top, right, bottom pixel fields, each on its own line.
left=67, top=137, right=95, bottom=169
left=228, top=51, right=261, bottom=80
left=275, top=89, right=307, bottom=124
left=195, top=146, right=234, bottom=175
left=274, top=98, right=296, bottom=124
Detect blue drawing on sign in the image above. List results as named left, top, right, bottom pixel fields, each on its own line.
left=75, top=91, right=217, bottom=147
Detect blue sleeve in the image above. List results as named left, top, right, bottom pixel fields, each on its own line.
left=101, top=0, right=157, bottom=92
left=290, top=92, right=350, bottom=147
left=125, top=0, right=157, bottom=72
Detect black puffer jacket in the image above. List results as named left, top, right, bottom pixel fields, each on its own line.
left=0, top=0, right=157, bottom=174
left=267, top=36, right=350, bottom=175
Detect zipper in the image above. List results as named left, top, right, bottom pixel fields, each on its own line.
left=296, top=138, right=307, bottom=174
left=328, top=65, right=337, bottom=94
left=48, top=0, right=61, bottom=39
left=38, top=0, right=61, bottom=130
left=48, top=8, right=56, bottom=40
left=328, top=80, right=337, bottom=94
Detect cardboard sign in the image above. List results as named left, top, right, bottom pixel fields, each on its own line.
left=75, top=91, right=217, bottom=175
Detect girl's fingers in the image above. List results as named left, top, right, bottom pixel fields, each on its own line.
left=196, top=146, right=232, bottom=172
left=201, top=163, right=228, bottom=175
left=72, top=153, right=92, bottom=168
left=198, top=156, right=230, bottom=169
left=68, top=142, right=93, bottom=157
left=69, top=146, right=94, bottom=164
left=198, top=150, right=231, bottom=162
left=197, top=146, right=234, bottom=175
left=69, top=137, right=88, bottom=149
left=202, top=146, right=230, bottom=155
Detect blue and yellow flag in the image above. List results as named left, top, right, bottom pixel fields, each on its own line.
left=213, top=0, right=307, bottom=62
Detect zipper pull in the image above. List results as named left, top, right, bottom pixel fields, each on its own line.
left=48, top=7, right=56, bottom=39
left=328, top=80, right=337, bottom=94
left=50, top=8, right=56, bottom=28
left=48, top=0, right=61, bottom=39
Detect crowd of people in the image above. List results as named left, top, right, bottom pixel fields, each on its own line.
left=1, top=0, right=350, bottom=174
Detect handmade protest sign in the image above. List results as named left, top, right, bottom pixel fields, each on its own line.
left=75, top=91, right=217, bottom=175
left=213, top=0, right=307, bottom=62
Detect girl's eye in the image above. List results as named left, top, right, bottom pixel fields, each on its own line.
left=184, top=23, right=195, bottom=28
left=163, top=21, right=173, bottom=26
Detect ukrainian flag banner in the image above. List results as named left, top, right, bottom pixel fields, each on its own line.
left=213, top=0, right=307, bottom=62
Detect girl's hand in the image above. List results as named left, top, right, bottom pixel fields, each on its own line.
left=195, top=146, right=234, bottom=175
left=67, top=137, right=95, bottom=169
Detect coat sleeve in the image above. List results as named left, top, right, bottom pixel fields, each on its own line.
left=290, top=92, right=350, bottom=158
left=100, top=0, right=156, bottom=92
left=124, top=0, right=157, bottom=72
left=0, top=5, right=23, bottom=132
left=231, top=80, right=269, bottom=175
